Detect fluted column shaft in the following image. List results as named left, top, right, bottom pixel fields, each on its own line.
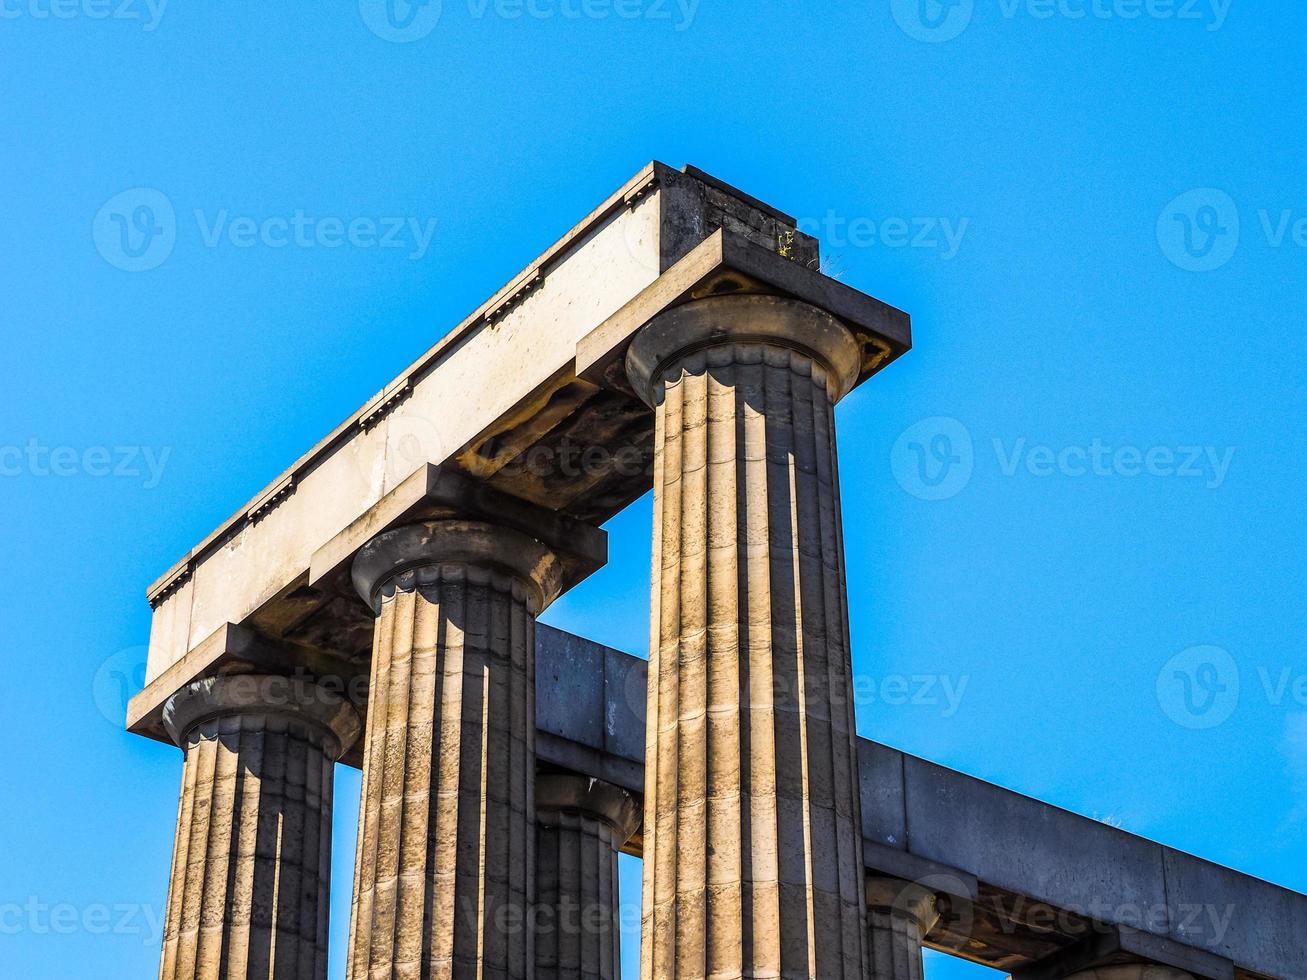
left=346, top=520, right=566, bottom=980
left=629, top=295, right=870, bottom=980
left=535, top=775, right=640, bottom=980
left=864, top=879, right=938, bottom=980
left=158, top=674, right=360, bottom=980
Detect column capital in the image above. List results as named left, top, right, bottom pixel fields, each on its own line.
left=624, top=293, right=864, bottom=407
left=162, top=673, right=361, bottom=760
left=866, top=876, right=942, bottom=936
left=351, top=518, right=566, bottom=615
left=537, top=773, right=642, bottom=845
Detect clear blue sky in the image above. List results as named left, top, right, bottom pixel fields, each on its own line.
left=2, top=2, right=1303, bottom=978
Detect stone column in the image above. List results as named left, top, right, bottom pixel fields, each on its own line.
left=346, top=519, right=565, bottom=980
left=535, top=774, right=641, bottom=980
left=628, top=294, right=869, bottom=979
left=865, top=878, right=939, bottom=980
left=158, top=674, right=361, bottom=980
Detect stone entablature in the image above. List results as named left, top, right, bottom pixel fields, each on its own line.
left=130, top=165, right=1303, bottom=980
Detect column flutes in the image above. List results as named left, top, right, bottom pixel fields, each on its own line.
left=865, top=878, right=938, bottom=980
left=629, top=294, right=869, bottom=979
left=158, top=674, right=360, bottom=980
left=346, top=519, right=565, bottom=980
left=535, top=774, right=640, bottom=980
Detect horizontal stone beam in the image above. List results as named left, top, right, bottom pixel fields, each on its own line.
left=1012, top=926, right=1240, bottom=980
left=136, top=161, right=910, bottom=729
left=126, top=160, right=1302, bottom=980
left=531, top=626, right=1306, bottom=980
left=124, top=621, right=1307, bottom=980
left=126, top=619, right=1306, bottom=980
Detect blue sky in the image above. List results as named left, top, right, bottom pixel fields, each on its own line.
left=2, top=2, right=1304, bottom=977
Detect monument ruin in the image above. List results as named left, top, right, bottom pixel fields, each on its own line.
left=127, top=163, right=1305, bottom=980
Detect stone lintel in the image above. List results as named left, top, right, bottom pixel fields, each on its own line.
left=142, top=161, right=668, bottom=606
left=536, top=731, right=643, bottom=796
left=575, top=226, right=912, bottom=400
left=139, top=163, right=823, bottom=686
left=527, top=630, right=1307, bottom=980
left=128, top=469, right=606, bottom=768
left=127, top=622, right=1307, bottom=979
left=1013, top=926, right=1237, bottom=980
left=862, top=839, right=979, bottom=905
left=867, top=876, right=943, bottom=934
left=308, top=463, right=607, bottom=597
left=126, top=622, right=362, bottom=756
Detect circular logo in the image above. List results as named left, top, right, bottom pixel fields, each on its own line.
left=92, top=645, right=149, bottom=727
left=1156, top=645, right=1240, bottom=730
left=891, top=417, right=974, bottom=500
left=1156, top=188, right=1240, bottom=273
left=383, top=412, right=447, bottom=487
left=359, top=0, right=442, bottom=42
left=622, top=191, right=661, bottom=275
left=890, top=0, right=974, bottom=43
left=93, top=188, right=176, bottom=272
left=914, top=874, right=974, bottom=952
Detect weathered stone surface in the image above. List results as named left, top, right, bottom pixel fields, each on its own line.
left=1063, top=967, right=1196, bottom=980
left=130, top=165, right=1307, bottom=980
left=345, top=520, right=564, bottom=980
left=158, top=675, right=359, bottom=980
left=528, top=627, right=1307, bottom=980
left=535, top=774, right=640, bottom=980
left=632, top=296, right=869, bottom=979
left=865, top=878, right=939, bottom=980
left=1012, top=926, right=1234, bottom=980
left=139, top=164, right=876, bottom=689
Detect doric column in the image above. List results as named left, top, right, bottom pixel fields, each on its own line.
left=865, top=878, right=939, bottom=980
left=628, top=294, right=869, bottom=979
left=535, top=774, right=641, bottom=980
left=346, top=519, right=565, bottom=980
left=158, top=674, right=361, bottom=980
